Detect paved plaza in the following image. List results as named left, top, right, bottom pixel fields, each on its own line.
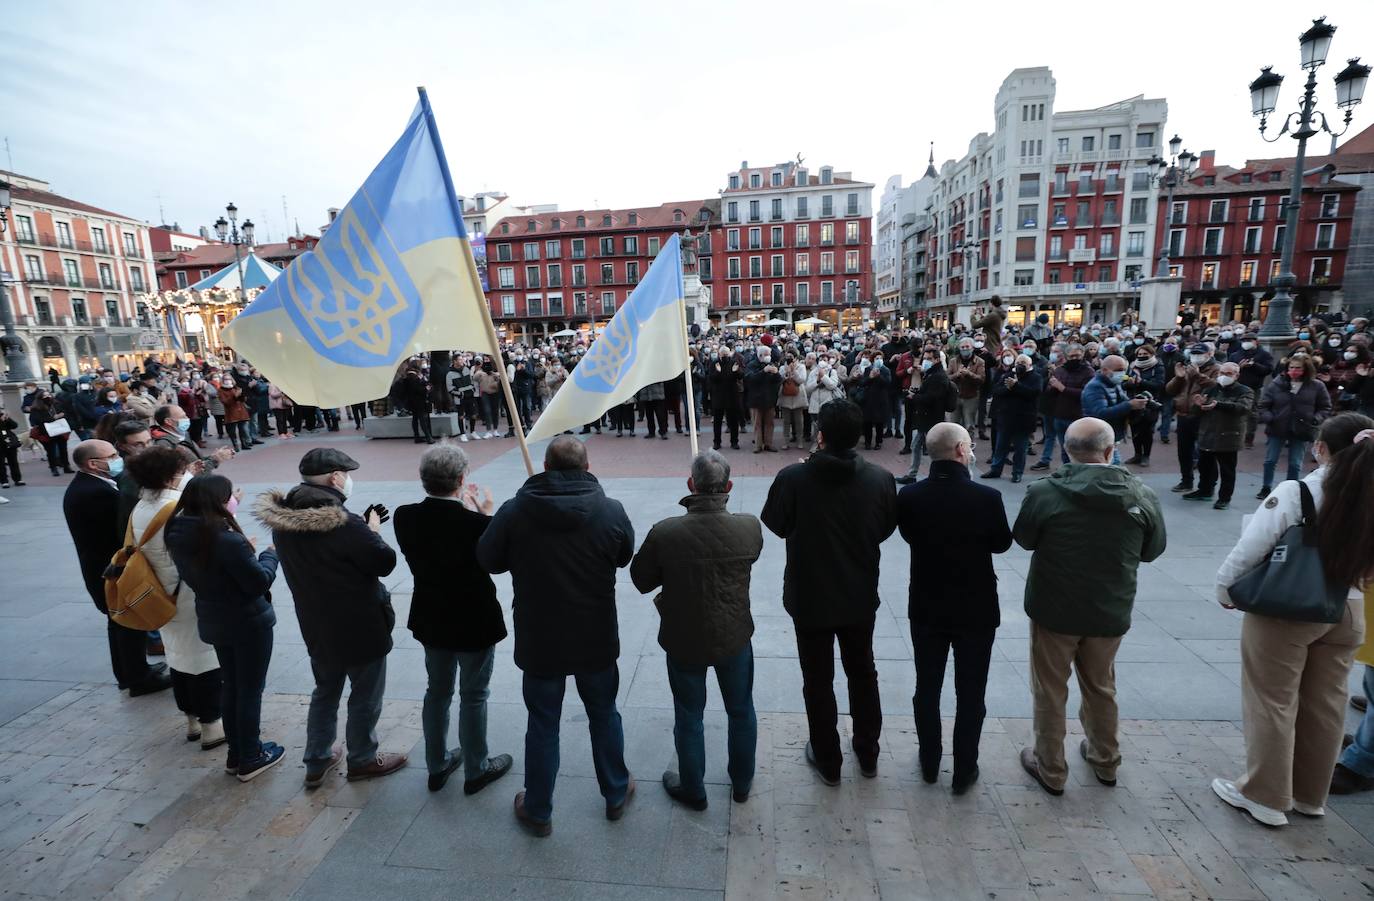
left=0, top=429, right=1370, bottom=900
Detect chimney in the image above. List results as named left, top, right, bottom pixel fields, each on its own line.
left=1198, top=150, right=1216, bottom=173
left=327, top=207, right=340, bottom=223
left=740, top=160, right=748, bottom=170
left=198, top=226, right=209, bottom=240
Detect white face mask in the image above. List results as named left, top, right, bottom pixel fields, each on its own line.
left=1241, top=341, right=1256, bottom=351
left=1345, top=351, right=1359, bottom=361
left=1217, top=375, right=1236, bottom=387
left=341, top=473, right=354, bottom=500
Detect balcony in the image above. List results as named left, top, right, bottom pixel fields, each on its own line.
left=1052, top=182, right=1071, bottom=197
left=547, top=277, right=563, bottom=289
left=1170, top=212, right=1186, bottom=226
left=570, top=250, right=587, bottom=260
left=795, top=210, right=810, bottom=219
left=1048, top=251, right=1067, bottom=261
left=844, top=265, right=860, bottom=274
left=770, top=213, right=784, bottom=222
left=1101, top=214, right=1121, bottom=226
left=1209, top=211, right=1228, bottom=224
left=795, top=238, right=809, bottom=248
left=1126, top=247, right=1146, bottom=258
left=1050, top=216, right=1072, bottom=229
left=845, top=236, right=861, bottom=245
left=747, top=214, right=761, bottom=223
left=819, top=267, right=835, bottom=276
left=1103, top=178, right=1122, bottom=193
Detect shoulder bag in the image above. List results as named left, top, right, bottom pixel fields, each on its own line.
left=1227, top=481, right=1348, bottom=623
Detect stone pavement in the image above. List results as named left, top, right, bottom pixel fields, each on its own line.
left=0, top=428, right=1370, bottom=900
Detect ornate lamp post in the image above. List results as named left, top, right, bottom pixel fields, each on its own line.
left=213, top=203, right=255, bottom=309
left=1146, top=136, right=1199, bottom=278
left=0, top=179, right=36, bottom=381
left=1247, top=17, right=1369, bottom=344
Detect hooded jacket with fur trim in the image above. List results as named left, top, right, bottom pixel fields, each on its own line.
left=255, top=483, right=398, bottom=666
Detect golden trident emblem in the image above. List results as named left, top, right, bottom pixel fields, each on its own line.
left=286, top=206, right=409, bottom=356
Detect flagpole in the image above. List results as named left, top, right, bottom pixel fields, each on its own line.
left=417, top=86, right=534, bottom=477
left=678, top=247, right=699, bottom=459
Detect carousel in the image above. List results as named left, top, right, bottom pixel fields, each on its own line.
left=143, top=254, right=282, bottom=362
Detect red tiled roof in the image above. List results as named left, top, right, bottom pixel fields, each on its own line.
left=722, top=164, right=869, bottom=194
left=487, top=199, right=716, bottom=236
left=11, top=185, right=144, bottom=223
left=160, top=240, right=316, bottom=268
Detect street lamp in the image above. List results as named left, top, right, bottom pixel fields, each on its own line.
left=0, top=180, right=36, bottom=381
left=213, top=203, right=255, bottom=311
left=956, top=238, right=978, bottom=306
left=1147, top=136, right=1199, bottom=279
left=1247, top=16, right=1369, bottom=344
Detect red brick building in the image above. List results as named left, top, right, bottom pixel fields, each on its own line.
left=152, top=232, right=319, bottom=292
left=483, top=200, right=716, bottom=341
left=1154, top=148, right=1363, bottom=324
left=710, top=161, right=874, bottom=329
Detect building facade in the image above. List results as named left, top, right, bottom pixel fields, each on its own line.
left=483, top=200, right=717, bottom=341
left=1153, top=150, right=1362, bottom=325
left=153, top=233, right=320, bottom=293
left=877, top=151, right=938, bottom=326
left=710, top=160, right=874, bottom=329
left=925, top=68, right=1167, bottom=331
left=1, top=170, right=171, bottom=378
left=900, top=213, right=931, bottom=325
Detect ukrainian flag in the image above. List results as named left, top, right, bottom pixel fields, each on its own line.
left=526, top=234, right=689, bottom=442
left=221, top=90, right=488, bottom=408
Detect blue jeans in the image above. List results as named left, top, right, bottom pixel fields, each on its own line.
left=665, top=644, right=758, bottom=800
left=1262, top=435, right=1308, bottom=490
left=1037, top=414, right=1060, bottom=464
left=305, top=655, right=387, bottom=772
left=1051, top=417, right=1074, bottom=464
left=214, top=628, right=273, bottom=764
left=521, top=664, right=630, bottom=823
left=1158, top=403, right=1175, bottom=440
left=422, top=645, right=495, bottom=780
left=1340, top=665, right=1374, bottom=778
left=989, top=426, right=1029, bottom=477
left=903, top=430, right=928, bottom=477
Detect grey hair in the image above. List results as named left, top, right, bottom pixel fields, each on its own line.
left=1064, top=418, right=1115, bottom=462
left=419, top=443, right=470, bottom=495
left=690, top=450, right=731, bottom=494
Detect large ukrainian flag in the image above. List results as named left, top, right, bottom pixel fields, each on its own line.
left=221, top=90, right=487, bottom=409
left=526, top=234, right=689, bottom=442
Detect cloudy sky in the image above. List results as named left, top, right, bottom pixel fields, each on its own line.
left=6, top=0, right=1373, bottom=239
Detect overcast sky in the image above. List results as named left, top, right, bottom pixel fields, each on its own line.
left=6, top=0, right=1374, bottom=240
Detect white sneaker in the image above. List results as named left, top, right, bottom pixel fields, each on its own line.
left=487, top=431, right=498, bottom=439
left=200, top=718, right=227, bottom=750
left=185, top=714, right=201, bottom=741
left=459, top=434, right=469, bottom=442
left=0, top=496, right=9, bottom=504
left=1211, top=778, right=1287, bottom=827
left=1292, top=800, right=1325, bottom=817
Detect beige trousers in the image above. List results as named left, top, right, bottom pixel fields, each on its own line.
left=751, top=407, right=775, bottom=450
left=1029, top=621, right=1124, bottom=790
left=1237, top=598, right=1364, bottom=811
left=957, top=396, right=981, bottom=432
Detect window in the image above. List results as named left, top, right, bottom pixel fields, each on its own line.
left=1315, top=222, right=1336, bottom=249
left=495, top=243, right=513, bottom=262
left=748, top=227, right=761, bottom=250
left=1126, top=231, right=1146, bottom=257
left=545, top=240, right=561, bottom=258
left=628, top=213, right=638, bottom=226
left=35, top=298, right=52, bottom=324
left=698, top=256, right=711, bottom=279
left=1013, top=269, right=1034, bottom=286
left=1108, top=134, right=1122, bottom=150
left=1201, top=262, right=1218, bottom=288
left=771, top=254, right=784, bottom=277
left=748, top=200, right=761, bottom=222
left=1124, top=264, right=1142, bottom=283
left=820, top=167, right=833, bottom=185
left=647, top=237, right=660, bottom=256
left=497, top=295, right=514, bottom=317
left=749, top=256, right=762, bottom=278
left=846, top=193, right=859, bottom=216
left=728, top=286, right=742, bottom=306
left=600, top=263, right=614, bottom=283
left=623, top=236, right=638, bottom=255
left=72, top=299, right=88, bottom=323
left=123, top=232, right=137, bottom=255
left=1243, top=227, right=1261, bottom=254
left=1054, top=171, right=1068, bottom=194
left=1136, top=131, right=1155, bottom=148
left=23, top=255, right=42, bottom=280
left=573, top=293, right=588, bottom=315
left=1015, top=237, right=1037, bottom=262
left=795, top=283, right=809, bottom=305
left=497, top=266, right=515, bottom=289
left=56, top=222, right=73, bottom=248
left=1270, top=260, right=1283, bottom=281
left=726, top=201, right=739, bottom=223
left=1017, top=204, right=1037, bottom=228
left=750, top=285, right=763, bottom=305
left=526, top=296, right=543, bottom=317
left=523, top=242, right=539, bottom=261
left=820, top=223, right=834, bottom=245
left=1049, top=235, right=1063, bottom=260
left=1311, top=258, right=1332, bottom=283
left=727, top=228, right=740, bottom=251
left=795, top=253, right=810, bottom=276
left=749, top=173, right=761, bottom=188
left=772, top=284, right=785, bottom=304
left=1099, top=233, right=1115, bottom=256
left=602, top=215, right=612, bottom=227
left=1203, top=228, right=1223, bottom=255
left=845, top=221, right=860, bottom=244
left=728, top=257, right=740, bottom=278
left=771, top=226, right=783, bottom=248
left=771, top=170, right=783, bottom=187
left=820, top=251, right=834, bottom=275
left=91, top=227, right=106, bottom=251
left=626, top=261, right=639, bottom=284
left=845, top=250, right=860, bottom=273
left=63, top=259, right=81, bottom=286
left=729, top=174, right=740, bottom=190
left=821, top=195, right=834, bottom=217
left=136, top=303, right=150, bottom=326
left=1248, top=198, right=1265, bottom=221
left=821, top=282, right=834, bottom=303
left=1057, top=138, right=1070, bottom=154
left=548, top=296, right=564, bottom=316
left=1076, top=200, right=1091, bottom=223
left=1018, top=173, right=1040, bottom=197
left=1103, top=199, right=1119, bottom=223
left=1167, top=229, right=1185, bottom=256
left=1097, top=264, right=1113, bottom=282
left=1273, top=224, right=1286, bottom=252
left=1131, top=168, right=1151, bottom=191
left=14, top=215, right=34, bottom=242
left=547, top=264, right=562, bottom=288
left=129, top=268, right=144, bottom=291
left=1240, top=260, right=1257, bottom=286
left=796, top=197, right=809, bottom=219
left=599, top=237, right=615, bottom=255
left=1209, top=200, right=1228, bottom=223
left=1081, top=136, right=1095, bottom=152
left=572, top=263, right=586, bottom=286
left=1048, top=269, right=1062, bottom=284
left=601, top=292, right=616, bottom=314
left=1320, top=194, right=1339, bottom=217
left=771, top=198, right=783, bottom=221
left=525, top=265, right=541, bottom=289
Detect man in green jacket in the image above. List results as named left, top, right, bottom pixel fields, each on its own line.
left=630, top=450, right=764, bottom=809
left=1013, top=417, right=1166, bottom=796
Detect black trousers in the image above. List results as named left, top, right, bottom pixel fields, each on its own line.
left=911, top=624, right=995, bottom=781
left=107, top=617, right=154, bottom=688
left=349, top=403, right=367, bottom=428
left=0, top=446, right=21, bottom=483
left=171, top=667, right=224, bottom=722
left=273, top=409, right=291, bottom=435
left=712, top=407, right=741, bottom=447
left=862, top=421, right=885, bottom=448
left=1197, top=449, right=1238, bottom=501
left=1130, top=414, right=1157, bottom=460
left=642, top=399, right=668, bottom=436
left=215, top=629, right=274, bottom=764
left=794, top=618, right=882, bottom=777
left=411, top=410, right=433, bottom=440
left=1175, top=415, right=1201, bottom=484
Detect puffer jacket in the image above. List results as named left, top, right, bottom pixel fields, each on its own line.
left=1197, top=381, right=1254, bottom=453
left=165, top=514, right=278, bottom=646
left=255, top=483, right=398, bottom=666
left=630, top=493, right=763, bottom=665
left=1258, top=375, right=1332, bottom=441
left=805, top=365, right=844, bottom=414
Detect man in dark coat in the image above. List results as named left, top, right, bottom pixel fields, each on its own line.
left=708, top=348, right=745, bottom=450
left=255, top=448, right=406, bottom=785
left=761, top=400, right=897, bottom=785
left=477, top=436, right=635, bottom=836
left=898, top=423, right=1012, bottom=793
left=1228, top=332, right=1274, bottom=447
left=393, top=445, right=512, bottom=794
left=400, top=368, right=435, bottom=444
left=1183, top=361, right=1254, bottom=510
left=897, top=350, right=956, bottom=484
left=631, top=450, right=764, bottom=809
left=744, top=345, right=782, bottom=452
left=61, top=439, right=169, bottom=695
left=984, top=352, right=1043, bottom=481
left=1031, top=342, right=1095, bottom=470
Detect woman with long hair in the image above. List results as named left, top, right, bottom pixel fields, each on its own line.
left=1254, top=354, right=1330, bottom=500
left=126, top=447, right=225, bottom=749
left=1211, top=412, right=1374, bottom=826
left=164, top=475, right=283, bottom=782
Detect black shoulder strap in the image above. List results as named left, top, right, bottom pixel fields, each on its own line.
left=1297, top=480, right=1320, bottom=544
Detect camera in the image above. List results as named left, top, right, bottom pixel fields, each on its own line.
left=1136, top=391, right=1163, bottom=413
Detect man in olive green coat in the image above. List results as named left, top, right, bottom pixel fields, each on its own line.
left=1013, top=417, right=1166, bottom=795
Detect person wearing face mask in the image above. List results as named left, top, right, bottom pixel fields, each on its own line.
left=1165, top=343, right=1220, bottom=493
left=152, top=402, right=236, bottom=470
left=62, top=439, right=170, bottom=696
left=1029, top=344, right=1094, bottom=472
left=896, top=351, right=957, bottom=484
left=744, top=346, right=782, bottom=453
left=256, top=448, right=407, bottom=785
left=1182, top=361, right=1254, bottom=510
left=983, top=353, right=1043, bottom=482
left=1255, top=355, right=1330, bottom=500
left=1081, top=355, right=1149, bottom=464
left=218, top=378, right=252, bottom=452
left=1124, top=345, right=1166, bottom=466
left=166, top=474, right=282, bottom=781
left=127, top=447, right=225, bottom=751
left=1227, top=332, right=1274, bottom=448
left=949, top=339, right=986, bottom=438
left=1211, top=413, right=1374, bottom=825
left=0, top=404, right=23, bottom=490
left=27, top=389, right=74, bottom=477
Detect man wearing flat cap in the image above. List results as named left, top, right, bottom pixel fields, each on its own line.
left=256, top=447, right=407, bottom=785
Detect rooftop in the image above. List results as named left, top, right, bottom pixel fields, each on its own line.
left=487, top=199, right=717, bottom=236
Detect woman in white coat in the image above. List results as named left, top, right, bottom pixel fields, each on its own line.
left=805, top=352, right=845, bottom=450
left=1211, top=412, right=1374, bottom=827
left=126, top=445, right=226, bottom=749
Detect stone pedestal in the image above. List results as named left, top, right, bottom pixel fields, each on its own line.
left=1137, top=276, right=1183, bottom=336
left=363, top=413, right=461, bottom=439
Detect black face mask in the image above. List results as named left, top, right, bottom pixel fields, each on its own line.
left=1065, top=358, right=1085, bottom=369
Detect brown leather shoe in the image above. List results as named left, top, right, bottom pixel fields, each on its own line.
left=305, top=745, right=343, bottom=788
left=1020, top=747, right=1064, bottom=796
left=514, top=791, right=552, bottom=837
left=606, top=777, right=636, bottom=821
left=346, top=751, right=407, bottom=781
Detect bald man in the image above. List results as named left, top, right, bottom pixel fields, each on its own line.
left=897, top=423, right=1011, bottom=794
left=62, top=439, right=170, bottom=695
left=1013, top=418, right=1166, bottom=796
left=1081, top=355, right=1148, bottom=464
left=477, top=434, right=635, bottom=835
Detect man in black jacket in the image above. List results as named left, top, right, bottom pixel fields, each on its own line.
left=897, top=350, right=956, bottom=484
left=393, top=445, right=513, bottom=794
left=477, top=436, right=635, bottom=836
left=1228, top=331, right=1274, bottom=447
left=898, top=423, right=1012, bottom=794
left=744, top=346, right=782, bottom=453
left=62, top=439, right=169, bottom=695
left=709, top=348, right=744, bottom=450
left=256, top=448, right=406, bottom=786
left=761, top=400, right=897, bottom=785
